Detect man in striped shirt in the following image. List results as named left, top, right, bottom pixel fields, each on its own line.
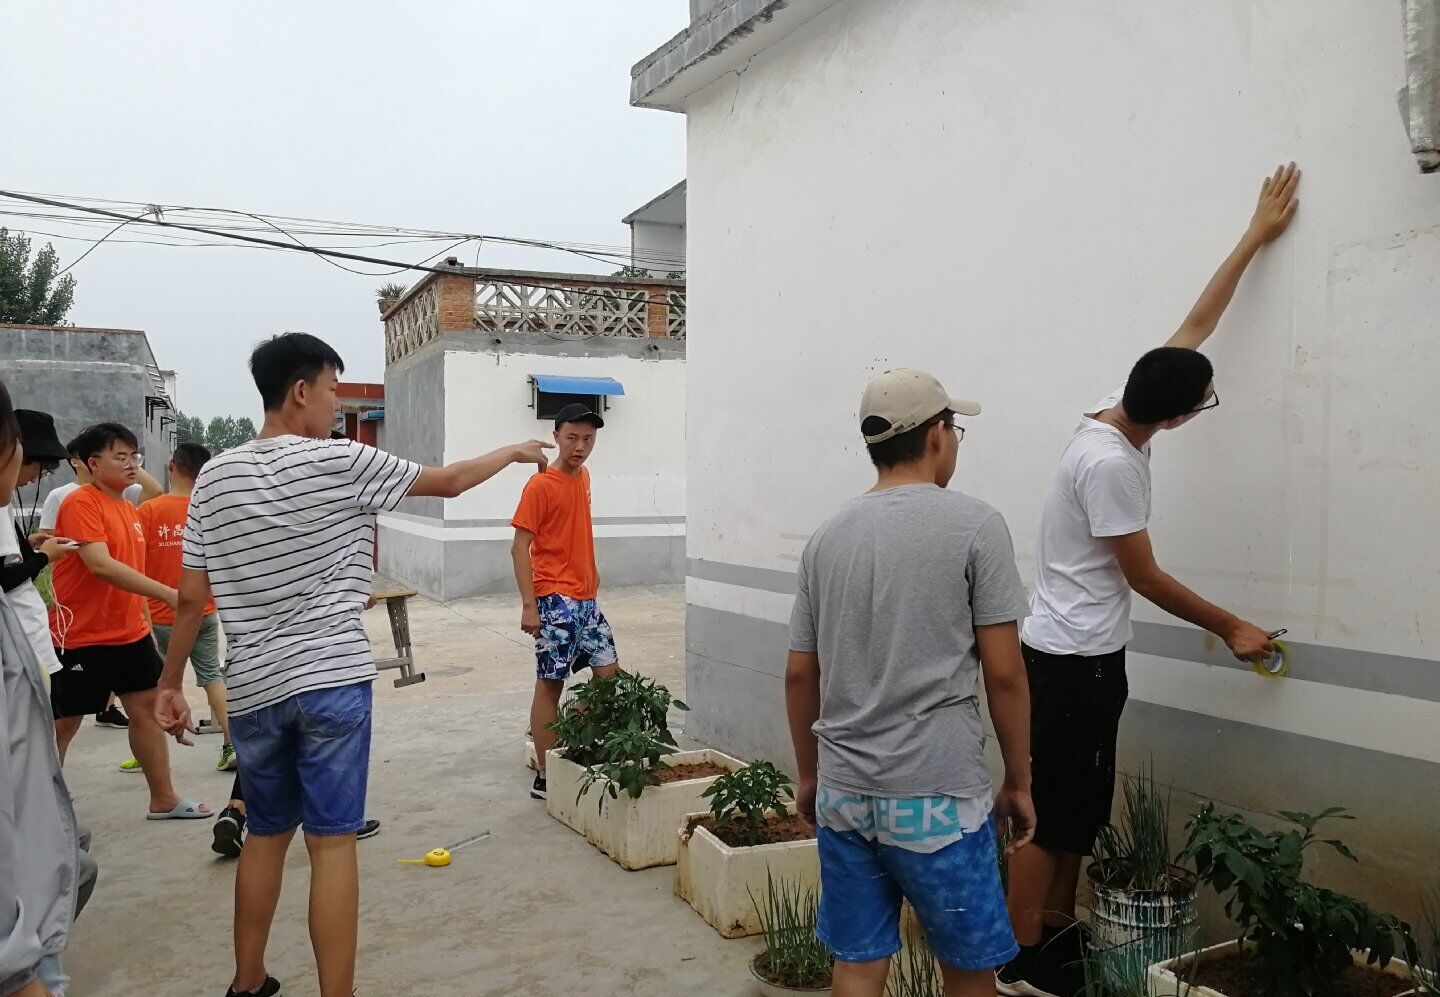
left=154, top=333, right=551, bottom=997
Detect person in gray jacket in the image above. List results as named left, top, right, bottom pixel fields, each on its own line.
left=0, top=381, right=79, bottom=997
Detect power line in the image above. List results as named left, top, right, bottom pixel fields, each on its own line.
left=54, top=204, right=157, bottom=277
left=0, top=189, right=684, bottom=297
left=0, top=189, right=688, bottom=270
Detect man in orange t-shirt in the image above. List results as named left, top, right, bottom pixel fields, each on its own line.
left=48, top=422, right=209, bottom=820
left=139, top=442, right=236, bottom=774
left=511, top=402, right=619, bottom=801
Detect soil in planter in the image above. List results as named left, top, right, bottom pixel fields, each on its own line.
left=695, top=813, right=816, bottom=847
left=754, top=951, right=832, bottom=991
left=1184, top=951, right=1411, bottom=997
left=655, top=761, right=730, bottom=784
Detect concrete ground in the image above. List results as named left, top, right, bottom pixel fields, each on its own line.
left=61, top=584, right=763, bottom=997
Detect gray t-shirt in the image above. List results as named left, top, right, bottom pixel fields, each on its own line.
left=788, top=484, right=1029, bottom=799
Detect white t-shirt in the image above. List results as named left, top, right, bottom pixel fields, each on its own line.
left=39, top=481, right=141, bottom=531
left=0, top=506, right=62, bottom=674
left=183, top=436, right=421, bottom=717
left=1023, top=388, right=1152, bottom=656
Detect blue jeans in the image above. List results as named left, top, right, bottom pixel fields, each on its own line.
left=817, top=812, right=1018, bottom=970
left=37, top=954, right=67, bottom=995
left=229, top=682, right=373, bottom=836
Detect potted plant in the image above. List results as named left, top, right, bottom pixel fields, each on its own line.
left=1404, top=884, right=1438, bottom=995
left=545, top=670, right=742, bottom=869
left=676, top=761, right=819, bottom=937
left=749, top=872, right=833, bottom=996
left=1086, top=764, right=1198, bottom=987
left=1149, top=805, right=1412, bottom=997
left=376, top=281, right=407, bottom=314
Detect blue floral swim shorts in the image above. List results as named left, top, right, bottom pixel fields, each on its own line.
left=534, top=594, right=619, bottom=681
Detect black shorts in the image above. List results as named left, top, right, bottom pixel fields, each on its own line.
left=50, top=635, right=163, bottom=719
left=1022, top=643, right=1129, bottom=856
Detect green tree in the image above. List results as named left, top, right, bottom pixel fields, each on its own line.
left=233, top=417, right=258, bottom=443
left=0, top=229, right=77, bottom=325
left=186, top=415, right=258, bottom=453
left=175, top=414, right=206, bottom=445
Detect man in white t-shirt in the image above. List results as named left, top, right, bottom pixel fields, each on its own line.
left=999, top=164, right=1301, bottom=997
left=154, top=332, right=551, bottom=997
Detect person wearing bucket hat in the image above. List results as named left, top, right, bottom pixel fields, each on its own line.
left=785, top=368, right=1036, bottom=996
left=3, top=409, right=82, bottom=679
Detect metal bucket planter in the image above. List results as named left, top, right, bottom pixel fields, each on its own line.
left=1087, top=860, right=1199, bottom=989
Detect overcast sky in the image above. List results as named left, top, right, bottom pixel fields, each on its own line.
left=3, top=2, right=687, bottom=420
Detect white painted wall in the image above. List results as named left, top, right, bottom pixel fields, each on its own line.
left=442, top=349, right=686, bottom=523
left=631, top=219, right=686, bottom=274
left=683, top=0, right=1440, bottom=756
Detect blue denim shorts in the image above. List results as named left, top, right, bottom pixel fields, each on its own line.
left=229, top=681, right=373, bottom=836
left=817, top=812, right=1018, bottom=970
left=534, top=594, right=618, bottom=681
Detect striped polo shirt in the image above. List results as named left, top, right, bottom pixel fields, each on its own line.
left=182, top=435, right=421, bottom=717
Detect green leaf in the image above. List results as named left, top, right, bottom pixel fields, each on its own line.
left=1279, top=809, right=1316, bottom=830
left=1322, top=839, right=1358, bottom=862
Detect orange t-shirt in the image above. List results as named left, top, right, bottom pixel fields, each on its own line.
left=138, top=493, right=216, bottom=624
left=511, top=467, right=598, bottom=600
left=48, top=485, right=151, bottom=649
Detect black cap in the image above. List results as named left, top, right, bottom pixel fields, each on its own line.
left=14, top=410, right=66, bottom=462
left=554, top=402, right=604, bottom=430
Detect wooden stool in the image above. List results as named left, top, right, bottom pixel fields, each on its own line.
left=372, top=589, right=425, bottom=687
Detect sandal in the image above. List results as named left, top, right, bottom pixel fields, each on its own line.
left=147, top=799, right=213, bottom=820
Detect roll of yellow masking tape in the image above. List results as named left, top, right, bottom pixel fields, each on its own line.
left=1252, top=640, right=1290, bottom=679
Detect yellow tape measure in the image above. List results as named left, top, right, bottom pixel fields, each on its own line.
left=397, top=831, right=490, bottom=868
left=1252, top=631, right=1290, bottom=679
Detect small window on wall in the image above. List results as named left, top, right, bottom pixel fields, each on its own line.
left=528, top=374, right=625, bottom=420
left=536, top=391, right=602, bottom=421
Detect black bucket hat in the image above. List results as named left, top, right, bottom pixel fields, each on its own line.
left=15, top=409, right=67, bottom=463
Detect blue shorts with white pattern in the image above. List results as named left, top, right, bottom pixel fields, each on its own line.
left=815, top=787, right=1017, bottom=970
left=534, top=594, right=618, bottom=681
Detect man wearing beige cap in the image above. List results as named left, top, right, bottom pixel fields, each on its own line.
left=785, top=369, right=1036, bottom=997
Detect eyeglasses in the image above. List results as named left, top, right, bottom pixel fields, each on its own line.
left=1190, top=389, right=1220, bottom=414
left=943, top=421, right=966, bottom=442
left=105, top=452, right=145, bottom=469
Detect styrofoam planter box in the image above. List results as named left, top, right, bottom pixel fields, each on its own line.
left=675, top=808, right=819, bottom=938
left=525, top=738, right=538, bottom=771
left=546, top=749, right=745, bottom=870
left=1147, top=938, right=1416, bottom=997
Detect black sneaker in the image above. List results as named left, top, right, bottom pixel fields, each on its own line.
left=530, top=772, right=547, bottom=800
left=357, top=819, right=381, bottom=840
left=94, top=706, right=129, bottom=729
left=1041, top=921, right=1091, bottom=972
left=212, top=807, right=246, bottom=858
left=997, top=944, right=1066, bottom=997
left=224, top=976, right=281, bottom=997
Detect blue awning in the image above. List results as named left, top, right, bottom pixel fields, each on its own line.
left=358, top=409, right=385, bottom=422
left=529, top=374, right=625, bottom=396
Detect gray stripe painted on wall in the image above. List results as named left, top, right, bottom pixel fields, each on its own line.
left=689, top=557, right=798, bottom=594
left=686, top=558, right=1440, bottom=703
left=682, top=605, right=1437, bottom=928
left=1129, top=621, right=1440, bottom=704
left=386, top=511, right=683, bottom=529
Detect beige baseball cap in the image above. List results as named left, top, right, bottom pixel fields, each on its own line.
left=859, top=369, right=981, bottom=443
